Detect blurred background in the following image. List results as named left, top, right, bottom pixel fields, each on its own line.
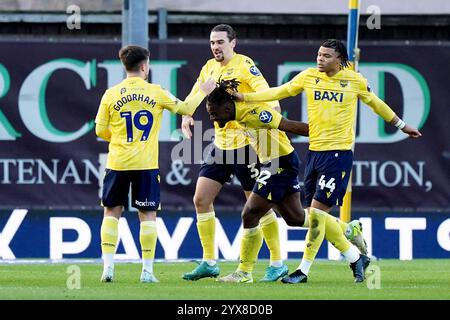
left=0, top=0, right=449, bottom=261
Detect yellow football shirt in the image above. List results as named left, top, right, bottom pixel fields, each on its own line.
left=244, top=68, right=396, bottom=151
left=185, top=53, right=279, bottom=150
left=95, top=77, right=205, bottom=170
left=235, top=103, right=294, bottom=163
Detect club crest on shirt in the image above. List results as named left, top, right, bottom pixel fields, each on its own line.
left=340, top=80, right=348, bottom=88
left=120, top=88, right=126, bottom=95
left=250, top=109, right=257, bottom=115
left=249, top=65, right=261, bottom=76
left=259, top=111, right=273, bottom=123
left=315, top=78, right=320, bottom=84
left=226, top=68, right=234, bottom=75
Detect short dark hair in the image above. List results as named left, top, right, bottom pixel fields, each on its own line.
left=321, top=39, right=350, bottom=68
left=211, top=24, right=237, bottom=41
left=118, top=45, right=150, bottom=72
left=207, top=78, right=240, bottom=106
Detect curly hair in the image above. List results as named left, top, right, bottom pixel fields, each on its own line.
left=206, top=78, right=241, bottom=106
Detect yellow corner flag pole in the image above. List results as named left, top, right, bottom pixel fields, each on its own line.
left=341, top=0, right=361, bottom=222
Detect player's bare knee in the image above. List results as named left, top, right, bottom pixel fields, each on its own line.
left=104, top=206, right=122, bottom=219
left=242, top=205, right=263, bottom=227
left=193, top=193, right=212, bottom=212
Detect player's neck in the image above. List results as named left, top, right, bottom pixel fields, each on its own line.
left=220, top=52, right=235, bottom=66
left=325, top=68, right=340, bottom=77
left=126, top=72, right=146, bottom=80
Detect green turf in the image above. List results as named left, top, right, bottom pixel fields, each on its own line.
left=0, top=259, right=449, bottom=300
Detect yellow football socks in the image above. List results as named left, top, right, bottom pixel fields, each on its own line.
left=324, top=213, right=352, bottom=253
left=337, top=218, right=349, bottom=234
left=260, top=210, right=282, bottom=266
left=140, top=221, right=157, bottom=260
left=303, top=208, right=326, bottom=262
left=237, top=226, right=263, bottom=273
left=101, top=216, right=119, bottom=255
left=196, top=211, right=216, bottom=261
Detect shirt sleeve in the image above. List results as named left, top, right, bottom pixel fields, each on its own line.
left=237, top=104, right=282, bottom=130
left=357, top=74, right=396, bottom=122
left=286, top=70, right=307, bottom=95
left=357, top=74, right=376, bottom=104
left=95, top=90, right=110, bottom=126
left=243, top=69, right=307, bottom=102
left=157, top=86, right=206, bottom=116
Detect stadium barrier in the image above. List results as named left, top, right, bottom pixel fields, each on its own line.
left=1, top=209, right=449, bottom=260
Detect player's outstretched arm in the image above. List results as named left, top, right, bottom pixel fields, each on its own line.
left=168, top=79, right=216, bottom=121
left=364, top=94, right=422, bottom=139
left=232, top=84, right=292, bottom=103
left=180, top=78, right=217, bottom=139
left=389, top=115, right=422, bottom=138
left=277, top=118, right=309, bottom=137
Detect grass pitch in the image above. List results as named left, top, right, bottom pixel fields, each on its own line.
left=0, top=259, right=449, bottom=300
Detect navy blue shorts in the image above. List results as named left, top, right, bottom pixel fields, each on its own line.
left=199, top=145, right=259, bottom=191
left=303, top=150, right=353, bottom=208
left=101, top=169, right=160, bottom=211
left=252, top=151, right=301, bottom=203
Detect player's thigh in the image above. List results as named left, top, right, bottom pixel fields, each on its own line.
left=193, top=176, right=223, bottom=207
left=302, top=151, right=317, bottom=208
left=233, top=160, right=260, bottom=192
left=273, top=192, right=305, bottom=227
left=242, top=192, right=275, bottom=228
left=232, top=145, right=260, bottom=191
left=313, top=150, right=353, bottom=208
left=252, top=151, right=301, bottom=204
left=130, top=169, right=160, bottom=211
left=101, top=169, right=130, bottom=208
left=198, top=146, right=234, bottom=188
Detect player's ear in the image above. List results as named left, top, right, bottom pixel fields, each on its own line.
left=230, top=38, right=237, bottom=49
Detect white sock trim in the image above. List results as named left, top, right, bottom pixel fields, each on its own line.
left=298, top=259, right=312, bottom=276
left=103, top=253, right=114, bottom=269
left=197, top=211, right=215, bottom=222
left=142, top=259, right=154, bottom=273
left=270, top=260, right=283, bottom=268
left=204, top=260, right=217, bottom=266
left=343, top=246, right=360, bottom=263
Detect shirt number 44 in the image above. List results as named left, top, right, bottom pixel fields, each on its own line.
left=318, top=175, right=336, bottom=193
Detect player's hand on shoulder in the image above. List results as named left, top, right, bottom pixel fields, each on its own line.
left=233, top=92, right=244, bottom=102
left=199, top=78, right=216, bottom=95
left=181, top=115, right=195, bottom=139
left=402, top=124, right=422, bottom=138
